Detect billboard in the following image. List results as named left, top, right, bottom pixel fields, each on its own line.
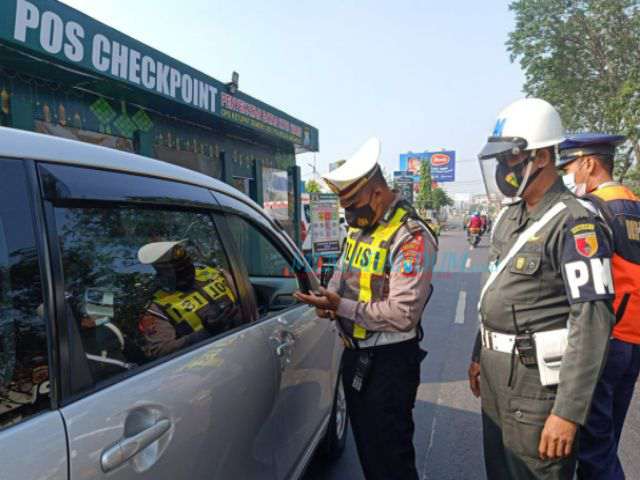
left=399, top=150, right=456, bottom=183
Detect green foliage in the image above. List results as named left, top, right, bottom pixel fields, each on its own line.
left=305, top=179, right=321, bottom=193
left=415, top=160, right=432, bottom=210
left=431, top=187, right=454, bottom=212
left=507, top=0, right=640, bottom=184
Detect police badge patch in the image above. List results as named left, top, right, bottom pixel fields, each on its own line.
left=574, top=231, right=598, bottom=257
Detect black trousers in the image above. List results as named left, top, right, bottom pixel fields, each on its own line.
left=342, top=339, right=425, bottom=480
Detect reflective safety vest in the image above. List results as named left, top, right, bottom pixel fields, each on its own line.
left=589, top=184, right=640, bottom=344
left=340, top=206, right=410, bottom=341
left=152, top=266, right=236, bottom=336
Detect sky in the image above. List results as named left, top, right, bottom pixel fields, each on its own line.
left=61, top=0, right=526, bottom=196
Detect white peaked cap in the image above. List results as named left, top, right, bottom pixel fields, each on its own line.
left=322, top=137, right=381, bottom=199
left=138, top=240, right=187, bottom=265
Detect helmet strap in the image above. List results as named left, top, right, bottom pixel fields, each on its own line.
left=515, top=149, right=539, bottom=197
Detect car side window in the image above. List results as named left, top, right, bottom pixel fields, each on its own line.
left=0, top=160, right=49, bottom=431
left=225, top=215, right=303, bottom=317
left=53, top=204, right=244, bottom=389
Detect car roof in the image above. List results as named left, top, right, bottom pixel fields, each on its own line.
left=0, top=126, right=264, bottom=212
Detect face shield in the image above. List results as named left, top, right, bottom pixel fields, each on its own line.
left=478, top=137, right=532, bottom=203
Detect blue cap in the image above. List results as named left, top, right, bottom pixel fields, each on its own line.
left=557, top=133, right=626, bottom=168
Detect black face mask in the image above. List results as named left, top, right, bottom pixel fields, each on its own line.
left=495, top=155, right=542, bottom=197
left=155, top=257, right=196, bottom=291
left=345, top=192, right=376, bottom=229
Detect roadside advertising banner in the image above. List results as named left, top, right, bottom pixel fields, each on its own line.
left=399, top=151, right=456, bottom=183
left=309, top=193, right=341, bottom=256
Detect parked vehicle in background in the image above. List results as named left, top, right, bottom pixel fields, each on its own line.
left=0, top=127, right=346, bottom=480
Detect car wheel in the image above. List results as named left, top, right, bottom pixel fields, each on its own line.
left=321, top=373, right=348, bottom=460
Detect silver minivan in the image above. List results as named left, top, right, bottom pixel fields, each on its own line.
left=0, top=127, right=346, bottom=479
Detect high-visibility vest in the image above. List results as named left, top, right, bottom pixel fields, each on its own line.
left=341, top=206, right=410, bottom=341
left=152, top=266, right=236, bottom=335
left=589, top=184, right=640, bottom=344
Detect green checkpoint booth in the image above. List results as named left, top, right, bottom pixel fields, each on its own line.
left=0, top=0, right=319, bottom=254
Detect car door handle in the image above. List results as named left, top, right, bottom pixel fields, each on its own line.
left=101, top=419, right=171, bottom=472
left=275, top=337, right=294, bottom=357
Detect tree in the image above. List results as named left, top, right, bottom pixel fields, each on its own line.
left=431, top=187, right=454, bottom=213
left=415, top=160, right=432, bottom=211
left=305, top=179, right=321, bottom=193
left=507, top=0, right=640, bottom=188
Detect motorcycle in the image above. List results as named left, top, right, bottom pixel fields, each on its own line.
left=467, top=227, right=481, bottom=249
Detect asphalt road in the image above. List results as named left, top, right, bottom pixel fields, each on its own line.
left=304, top=229, right=640, bottom=480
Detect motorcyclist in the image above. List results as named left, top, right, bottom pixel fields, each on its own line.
left=467, top=211, right=482, bottom=236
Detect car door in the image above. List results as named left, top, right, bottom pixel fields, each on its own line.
left=37, top=163, right=279, bottom=480
left=0, top=159, right=67, bottom=480
left=214, top=192, right=342, bottom=479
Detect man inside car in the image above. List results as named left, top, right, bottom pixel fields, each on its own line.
left=137, top=240, right=240, bottom=359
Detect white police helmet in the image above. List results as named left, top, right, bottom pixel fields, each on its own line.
left=478, top=98, right=565, bottom=202
left=479, top=98, right=565, bottom=160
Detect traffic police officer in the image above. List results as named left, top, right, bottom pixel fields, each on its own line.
left=137, top=240, right=239, bottom=359
left=558, top=133, right=640, bottom=479
left=294, top=138, right=438, bottom=480
left=468, top=99, right=616, bottom=479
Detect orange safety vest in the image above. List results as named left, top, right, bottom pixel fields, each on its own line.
left=590, top=183, right=640, bottom=344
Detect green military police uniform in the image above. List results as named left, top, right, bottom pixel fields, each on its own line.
left=472, top=179, right=616, bottom=479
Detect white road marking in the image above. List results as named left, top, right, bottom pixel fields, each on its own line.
left=465, top=257, right=472, bottom=269
left=454, top=290, right=467, bottom=324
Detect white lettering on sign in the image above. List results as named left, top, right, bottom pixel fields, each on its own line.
left=110, top=41, right=128, bottom=80
left=128, top=48, right=141, bottom=85
left=92, top=33, right=110, bottom=71
left=64, top=21, right=84, bottom=62
left=39, top=10, right=64, bottom=54
left=181, top=73, right=193, bottom=103
left=156, top=61, right=170, bottom=96
left=11, top=0, right=219, bottom=113
left=14, top=0, right=39, bottom=42
left=141, top=55, right=155, bottom=89
left=169, top=67, right=181, bottom=98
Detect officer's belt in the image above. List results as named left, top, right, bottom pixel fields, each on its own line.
left=481, top=324, right=570, bottom=383
left=339, top=328, right=417, bottom=350
left=478, top=201, right=567, bottom=313
left=480, top=325, right=517, bottom=354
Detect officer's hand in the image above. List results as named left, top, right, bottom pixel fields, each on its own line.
left=468, top=361, right=481, bottom=398
left=294, top=287, right=341, bottom=311
left=538, top=414, right=577, bottom=460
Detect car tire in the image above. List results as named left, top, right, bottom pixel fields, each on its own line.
left=321, top=372, right=348, bottom=460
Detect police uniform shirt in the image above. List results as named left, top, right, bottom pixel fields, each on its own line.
left=477, top=178, right=616, bottom=425
left=327, top=195, right=438, bottom=333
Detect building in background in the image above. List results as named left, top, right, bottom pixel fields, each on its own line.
left=0, top=0, right=319, bottom=244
